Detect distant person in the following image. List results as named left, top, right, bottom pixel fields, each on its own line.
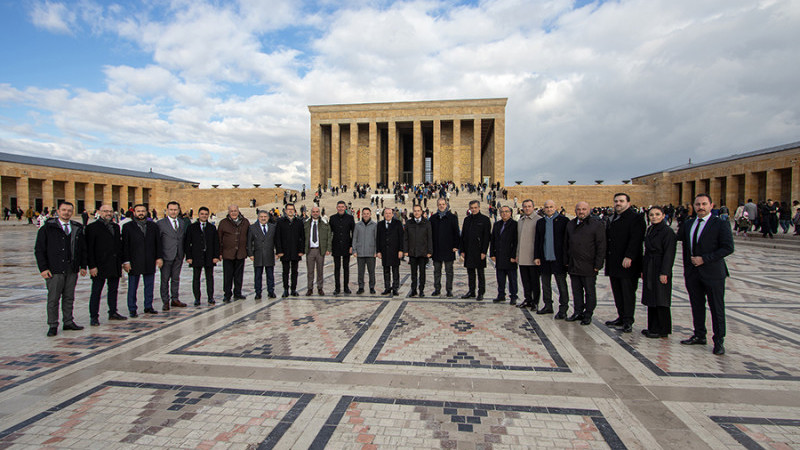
left=85, top=204, right=126, bottom=325
left=122, top=204, right=162, bottom=317
left=218, top=205, right=250, bottom=302
left=184, top=206, right=219, bottom=305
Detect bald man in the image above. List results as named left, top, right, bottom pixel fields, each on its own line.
left=564, top=202, right=606, bottom=325
left=534, top=200, right=570, bottom=317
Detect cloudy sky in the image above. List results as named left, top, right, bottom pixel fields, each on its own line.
left=0, top=0, right=798, bottom=188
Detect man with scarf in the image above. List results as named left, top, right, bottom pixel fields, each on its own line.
left=85, top=204, right=127, bottom=325
left=122, top=204, right=163, bottom=317
left=218, top=205, right=250, bottom=303
left=460, top=200, right=491, bottom=300
left=534, top=200, right=571, bottom=318
left=429, top=197, right=459, bottom=297
left=352, top=207, right=378, bottom=294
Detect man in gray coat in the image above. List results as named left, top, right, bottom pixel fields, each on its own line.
left=157, top=201, right=187, bottom=311
left=248, top=210, right=278, bottom=299
left=352, top=207, right=377, bottom=294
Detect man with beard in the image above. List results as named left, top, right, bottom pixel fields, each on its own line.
left=604, top=193, right=646, bottom=333
left=218, top=205, right=250, bottom=303
left=534, top=200, right=570, bottom=318
left=460, top=200, right=491, bottom=300
left=185, top=206, right=219, bottom=305
left=329, top=201, right=355, bottom=294
left=122, top=204, right=163, bottom=317
left=564, top=202, right=606, bottom=325
left=85, top=204, right=126, bottom=325
left=276, top=203, right=305, bottom=297
left=429, top=197, right=459, bottom=297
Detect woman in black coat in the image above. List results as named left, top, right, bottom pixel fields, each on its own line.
left=641, top=206, right=677, bottom=338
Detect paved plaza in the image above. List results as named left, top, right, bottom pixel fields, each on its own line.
left=0, top=225, right=798, bottom=449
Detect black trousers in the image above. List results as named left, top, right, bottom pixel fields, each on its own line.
left=466, top=266, right=486, bottom=295
left=495, top=267, right=518, bottom=299
left=685, top=272, right=726, bottom=344
left=540, top=261, right=569, bottom=313
left=383, top=264, right=400, bottom=290
left=192, top=265, right=214, bottom=302
left=89, top=276, right=120, bottom=319
left=222, top=258, right=245, bottom=299
left=408, top=256, right=428, bottom=292
left=333, top=254, right=350, bottom=289
left=281, top=259, right=299, bottom=292
left=432, top=260, right=454, bottom=293
left=647, top=306, right=672, bottom=335
left=610, top=276, right=638, bottom=326
left=519, top=265, right=541, bottom=305
left=569, top=274, right=597, bottom=317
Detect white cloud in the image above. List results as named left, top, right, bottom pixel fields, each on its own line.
left=30, top=1, right=76, bottom=34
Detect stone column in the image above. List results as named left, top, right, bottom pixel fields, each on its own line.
left=792, top=164, right=800, bottom=205
left=350, top=121, right=358, bottom=186
left=413, top=120, right=423, bottom=185
left=85, top=184, right=95, bottom=213
left=710, top=177, right=722, bottom=207
left=388, top=121, right=398, bottom=183
left=42, top=179, right=54, bottom=211
left=331, top=123, right=340, bottom=187
left=64, top=180, right=75, bottom=206
left=681, top=180, right=692, bottom=205
left=369, top=121, right=378, bottom=187
left=120, top=186, right=129, bottom=211
left=453, top=119, right=461, bottom=184
left=765, top=169, right=781, bottom=201
left=102, top=183, right=113, bottom=207
left=494, top=116, right=505, bottom=187
left=473, top=118, right=481, bottom=184
left=433, top=119, right=441, bottom=183
left=16, top=177, right=29, bottom=210
left=310, top=122, right=321, bottom=189
left=725, top=176, right=739, bottom=207
left=133, top=186, right=143, bottom=205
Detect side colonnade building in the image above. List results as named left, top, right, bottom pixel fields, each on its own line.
left=309, top=98, right=507, bottom=188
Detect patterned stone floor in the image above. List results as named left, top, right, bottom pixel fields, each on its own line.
left=0, top=226, right=798, bottom=449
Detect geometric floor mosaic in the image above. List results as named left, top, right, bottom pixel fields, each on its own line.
left=710, top=415, right=800, bottom=449
left=311, top=396, right=627, bottom=449
left=366, top=301, right=570, bottom=372
left=0, top=380, right=314, bottom=449
left=171, top=298, right=387, bottom=362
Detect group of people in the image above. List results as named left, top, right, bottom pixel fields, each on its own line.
left=34, top=192, right=735, bottom=355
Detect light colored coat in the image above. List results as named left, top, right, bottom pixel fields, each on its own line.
left=352, top=219, right=377, bottom=257
left=516, top=213, right=539, bottom=266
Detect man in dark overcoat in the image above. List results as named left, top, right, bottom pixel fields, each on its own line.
left=275, top=203, right=305, bottom=297
left=247, top=210, right=278, bottom=299
left=460, top=200, right=491, bottom=300
left=429, top=197, right=460, bottom=297
left=604, top=193, right=646, bottom=333
left=564, top=201, right=606, bottom=325
left=122, top=204, right=163, bottom=317
left=218, top=205, right=250, bottom=303
left=184, top=206, right=219, bottom=305
left=534, top=200, right=570, bottom=318
left=329, top=201, right=355, bottom=294
left=490, top=206, right=518, bottom=304
left=85, top=204, right=126, bottom=325
left=404, top=204, right=433, bottom=297
left=376, top=207, right=404, bottom=296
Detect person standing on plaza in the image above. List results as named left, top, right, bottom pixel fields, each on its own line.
left=218, top=205, right=250, bottom=303
left=276, top=204, right=304, bottom=297
left=184, top=206, right=219, bottom=306
left=490, top=206, right=518, bottom=304
left=85, top=204, right=126, bottom=325
left=564, top=202, right=606, bottom=325
left=122, top=204, right=162, bottom=317
left=516, top=199, right=541, bottom=309
left=247, top=210, right=278, bottom=299
left=534, top=200, right=570, bottom=318
left=329, top=201, right=355, bottom=295
left=679, top=194, right=735, bottom=355
left=35, top=202, right=88, bottom=336
left=460, top=200, right=491, bottom=300
left=404, top=204, right=433, bottom=297
left=743, top=199, right=758, bottom=232
left=352, top=207, right=377, bottom=294
left=157, top=201, right=187, bottom=311
left=604, top=193, right=646, bottom=333
left=376, top=207, right=404, bottom=296
left=304, top=206, right=331, bottom=296
left=640, top=206, right=677, bottom=338
left=429, top=197, right=459, bottom=297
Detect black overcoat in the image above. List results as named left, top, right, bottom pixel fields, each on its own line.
left=564, top=217, right=606, bottom=276
left=533, top=214, right=569, bottom=273
left=122, top=220, right=162, bottom=275
left=34, top=218, right=87, bottom=274
left=429, top=210, right=460, bottom=262
left=459, top=212, right=491, bottom=268
left=328, top=213, right=355, bottom=256
left=376, top=219, right=404, bottom=266
left=403, top=217, right=433, bottom=257
left=184, top=221, right=220, bottom=268
left=605, top=208, right=646, bottom=278
left=85, top=219, right=122, bottom=278
left=489, top=219, right=518, bottom=270
left=275, top=217, right=305, bottom=262
left=641, top=222, right=677, bottom=307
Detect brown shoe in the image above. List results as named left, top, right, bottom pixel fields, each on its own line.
left=318, top=289, right=325, bottom=296
left=306, top=289, right=314, bottom=296
left=162, top=304, right=170, bottom=312
left=170, top=300, right=187, bottom=307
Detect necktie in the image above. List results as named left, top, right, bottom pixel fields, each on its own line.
left=262, top=224, right=267, bottom=236
left=500, top=221, right=506, bottom=234
left=173, top=219, right=178, bottom=230
left=63, top=223, right=69, bottom=235
left=692, top=218, right=704, bottom=256
left=312, top=220, right=318, bottom=243
left=201, top=222, right=205, bottom=232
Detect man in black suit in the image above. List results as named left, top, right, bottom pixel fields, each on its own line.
left=679, top=194, right=735, bottom=355
left=460, top=200, right=491, bottom=301
left=329, top=201, right=355, bottom=294
left=429, top=197, right=459, bottom=297
left=376, top=207, right=404, bottom=296
left=490, top=206, right=518, bottom=304
left=34, top=202, right=88, bottom=336
left=563, top=201, right=606, bottom=325
left=184, top=206, right=219, bottom=305
left=275, top=204, right=305, bottom=297
left=604, top=193, right=645, bottom=333
left=122, top=204, right=163, bottom=317
left=534, top=200, right=570, bottom=318
left=404, top=204, right=433, bottom=297
left=247, top=210, right=278, bottom=299
left=85, top=204, right=126, bottom=325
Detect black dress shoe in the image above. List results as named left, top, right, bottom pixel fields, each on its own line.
left=461, top=292, right=476, bottom=299
left=208, top=299, right=216, bottom=305
left=445, top=291, right=453, bottom=297
left=234, top=294, right=247, bottom=300
left=291, top=291, right=299, bottom=297
left=333, top=289, right=341, bottom=295
left=268, top=293, right=276, bottom=299
left=344, top=288, right=352, bottom=294
left=90, top=319, right=100, bottom=326
left=565, top=313, right=584, bottom=322
left=162, top=305, right=170, bottom=312
left=431, top=290, right=440, bottom=296
left=536, top=307, right=553, bottom=315
left=509, top=298, right=517, bottom=305
left=680, top=335, right=707, bottom=345
left=409, top=291, right=417, bottom=297
left=370, top=289, right=376, bottom=294
left=392, top=289, right=399, bottom=296
left=254, top=294, right=262, bottom=300
left=47, top=327, right=57, bottom=337
left=554, top=312, right=567, bottom=320
left=492, top=297, right=505, bottom=303
left=642, top=330, right=665, bottom=339
left=194, top=301, right=201, bottom=306
left=356, top=288, right=364, bottom=294
left=282, top=291, right=289, bottom=298
left=223, top=298, right=232, bottom=304
left=318, top=289, right=325, bottom=296
left=381, top=289, right=392, bottom=295
left=129, top=311, right=138, bottom=318
left=144, top=308, right=158, bottom=315
left=713, top=343, right=725, bottom=355
left=605, top=318, right=623, bottom=327
left=580, top=316, right=592, bottom=326
left=418, top=292, right=425, bottom=298
left=475, top=294, right=484, bottom=301
left=63, top=322, right=84, bottom=330
left=622, top=324, right=633, bottom=333
left=517, top=301, right=532, bottom=309
left=109, top=312, right=127, bottom=321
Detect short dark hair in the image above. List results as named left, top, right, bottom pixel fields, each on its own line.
left=285, top=203, right=295, bottom=210
left=337, top=200, right=346, bottom=206
left=198, top=206, right=209, bottom=214
left=694, top=193, right=712, bottom=204
left=469, top=200, right=480, bottom=207
left=613, top=193, right=630, bottom=202
left=133, top=203, right=147, bottom=210
left=522, top=199, right=534, bottom=206
left=167, top=201, right=180, bottom=208
left=362, top=207, right=371, bottom=212
left=648, top=205, right=665, bottom=214
left=58, top=201, right=74, bottom=209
